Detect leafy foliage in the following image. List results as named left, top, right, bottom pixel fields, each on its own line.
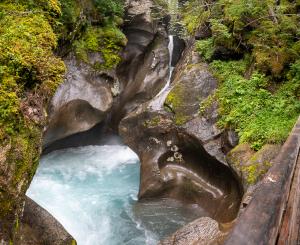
left=206, top=59, right=300, bottom=150
left=94, top=0, right=124, bottom=18
left=187, top=0, right=300, bottom=75
left=0, top=1, right=65, bottom=137
left=185, top=0, right=300, bottom=149
left=180, top=0, right=212, bottom=35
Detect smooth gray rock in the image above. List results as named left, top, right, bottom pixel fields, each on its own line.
left=43, top=99, right=105, bottom=147
left=159, top=217, right=226, bottom=245
left=50, top=54, right=114, bottom=117
left=15, top=197, right=76, bottom=245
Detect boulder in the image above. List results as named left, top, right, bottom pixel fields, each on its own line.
left=43, top=99, right=105, bottom=148
left=120, top=110, right=242, bottom=225
left=165, top=47, right=227, bottom=164
left=159, top=217, right=227, bottom=245
left=50, top=54, right=114, bottom=117
left=119, top=42, right=243, bottom=224
left=226, top=143, right=281, bottom=190
left=110, top=0, right=170, bottom=127
left=15, top=197, right=76, bottom=245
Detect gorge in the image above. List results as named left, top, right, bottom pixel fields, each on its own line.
left=0, top=0, right=299, bottom=244
left=26, top=1, right=242, bottom=243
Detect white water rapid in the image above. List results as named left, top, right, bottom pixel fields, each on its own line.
left=27, top=145, right=206, bottom=245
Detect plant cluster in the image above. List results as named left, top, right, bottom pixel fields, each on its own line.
left=94, top=0, right=124, bottom=17
left=0, top=1, right=65, bottom=139
left=180, top=0, right=300, bottom=149
left=73, top=24, right=127, bottom=69
left=57, top=0, right=126, bottom=69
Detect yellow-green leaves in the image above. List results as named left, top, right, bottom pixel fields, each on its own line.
left=0, top=2, right=65, bottom=137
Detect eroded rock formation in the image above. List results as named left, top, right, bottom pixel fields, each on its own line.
left=119, top=43, right=243, bottom=226
left=42, top=1, right=244, bottom=243
left=15, top=197, right=76, bottom=245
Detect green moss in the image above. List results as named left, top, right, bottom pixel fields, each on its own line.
left=243, top=164, right=259, bottom=185
left=165, top=89, right=183, bottom=110
left=73, top=25, right=126, bottom=69
left=242, top=161, right=272, bottom=185
left=165, top=83, right=191, bottom=125
left=0, top=2, right=65, bottom=137
left=0, top=1, right=65, bottom=241
left=144, top=116, right=162, bottom=127
left=0, top=2, right=65, bottom=136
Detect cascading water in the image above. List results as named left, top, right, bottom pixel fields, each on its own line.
left=149, top=0, right=178, bottom=110
left=27, top=144, right=207, bottom=245
left=156, top=35, right=174, bottom=97
left=149, top=35, right=175, bottom=110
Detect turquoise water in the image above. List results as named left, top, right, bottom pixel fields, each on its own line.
left=27, top=145, right=206, bottom=245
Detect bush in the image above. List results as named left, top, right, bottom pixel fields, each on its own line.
left=188, top=0, right=300, bottom=149
left=205, top=59, right=300, bottom=150
left=94, top=0, right=124, bottom=18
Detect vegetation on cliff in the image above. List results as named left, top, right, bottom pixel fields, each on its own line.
left=181, top=0, right=300, bottom=149
left=0, top=0, right=65, bottom=240
left=0, top=0, right=126, bottom=242
left=58, top=0, right=126, bottom=69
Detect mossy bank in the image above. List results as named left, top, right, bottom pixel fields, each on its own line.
left=0, top=0, right=126, bottom=242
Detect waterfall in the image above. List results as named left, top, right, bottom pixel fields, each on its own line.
left=149, top=0, right=178, bottom=110
left=149, top=35, right=174, bottom=110
left=156, top=35, right=174, bottom=97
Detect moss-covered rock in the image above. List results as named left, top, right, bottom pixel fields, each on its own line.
left=0, top=1, right=65, bottom=242
left=165, top=62, right=218, bottom=125
left=227, top=143, right=281, bottom=189
left=73, top=24, right=127, bottom=70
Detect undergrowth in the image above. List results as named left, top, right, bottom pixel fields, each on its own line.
left=181, top=0, right=300, bottom=149
left=210, top=59, right=300, bottom=150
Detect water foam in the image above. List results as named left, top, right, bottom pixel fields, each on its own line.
left=27, top=145, right=206, bottom=245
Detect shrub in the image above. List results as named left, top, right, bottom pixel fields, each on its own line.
left=94, top=0, right=124, bottom=18
left=206, top=59, right=300, bottom=150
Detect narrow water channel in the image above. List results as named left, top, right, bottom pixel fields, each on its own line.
left=26, top=145, right=208, bottom=245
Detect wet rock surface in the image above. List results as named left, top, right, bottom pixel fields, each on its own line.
left=120, top=109, right=242, bottom=224
left=50, top=54, right=114, bottom=117
left=119, top=44, right=243, bottom=226
left=43, top=99, right=106, bottom=148
left=15, top=197, right=76, bottom=245
left=159, top=217, right=227, bottom=245
left=40, top=1, right=245, bottom=243
left=111, top=0, right=169, bottom=127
